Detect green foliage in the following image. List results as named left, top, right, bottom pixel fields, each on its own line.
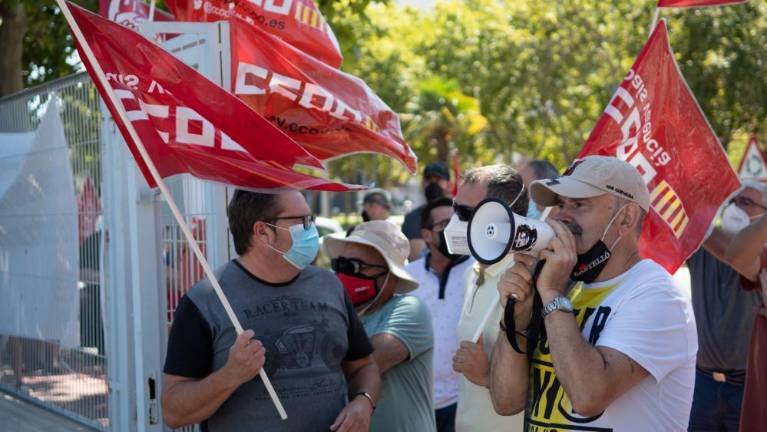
left=324, top=0, right=767, bottom=183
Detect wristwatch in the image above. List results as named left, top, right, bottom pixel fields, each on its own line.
left=542, top=296, right=574, bottom=318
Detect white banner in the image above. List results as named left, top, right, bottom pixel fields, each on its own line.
left=0, top=103, right=80, bottom=347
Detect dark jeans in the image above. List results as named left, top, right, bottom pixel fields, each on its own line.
left=435, top=403, right=457, bottom=432
left=688, top=369, right=744, bottom=432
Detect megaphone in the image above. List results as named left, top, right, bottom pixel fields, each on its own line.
left=467, top=198, right=555, bottom=265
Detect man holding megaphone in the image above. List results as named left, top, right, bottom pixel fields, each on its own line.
left=446, top=165, right=529, bottom=432
left=488, top=156, right=697, bottom=432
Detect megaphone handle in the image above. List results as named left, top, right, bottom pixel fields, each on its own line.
left=503, top=259, right=547, bottom=354
left=503, top=299, right=525, bottom=354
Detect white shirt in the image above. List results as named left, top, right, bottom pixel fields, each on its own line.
left=527, top=259, right=697, bottom=432
left=456, top=255, right=523, bottom=432
left=408, top=255, right=475, bottom=409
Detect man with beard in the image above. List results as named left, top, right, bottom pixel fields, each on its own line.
left=489, top=156, right=697, bottom=431
left=408, top=197, right=475, bottom=432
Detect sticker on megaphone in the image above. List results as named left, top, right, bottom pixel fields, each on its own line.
left=467, top=198, right=554, bottom=265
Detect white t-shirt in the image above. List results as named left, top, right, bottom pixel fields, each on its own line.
left=408, top=255, right=475, bottom=409
left=526, top=259, right=697, bottom=432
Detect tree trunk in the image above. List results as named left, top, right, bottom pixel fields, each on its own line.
left=0, top=2, right=27, bottom=97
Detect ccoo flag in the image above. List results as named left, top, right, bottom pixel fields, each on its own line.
left=657, top=0, right=748, bottom=7
left=229, top=17, right=418, bottom=173
left=64, top=2, right=359, bottom=192
left=577, top=20, right=740, bottom=273
left=165, top=0, right=343, bottom=68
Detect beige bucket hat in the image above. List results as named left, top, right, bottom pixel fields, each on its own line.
left=324, top=220, right=419, bottom=293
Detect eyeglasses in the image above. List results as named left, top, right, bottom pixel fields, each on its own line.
left=731, top=197, right=767, bottom=211
left=265, top=214, right=316, bottom=230
left=331, top=257, right=388, bottom=278
left=452, top=202, right=475, bottom=222
left=425, top=217, right=452, bottom=231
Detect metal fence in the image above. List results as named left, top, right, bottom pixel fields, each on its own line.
left=0, top=72, right=109, bottom=430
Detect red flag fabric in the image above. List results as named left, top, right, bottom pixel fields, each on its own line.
left=165, top=0, right=343, bottom=69
left=576, top=20, right=740, bottom=273
left=77, top=176, right=102, bottom=245
left=657, top=0, right=748, bottom=7
left=229, top=18, right=417, bottom=173
left=99, top=0, right=175, bottom=29
left=65, top=2, right=359, bottom=192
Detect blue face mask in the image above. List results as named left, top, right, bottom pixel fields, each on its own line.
left=526, top=200, right=542, bottom=220
left=265, top=222, right=320, bottom=270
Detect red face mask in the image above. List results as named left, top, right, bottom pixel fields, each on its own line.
left=336, top=272, right=379, bottom=306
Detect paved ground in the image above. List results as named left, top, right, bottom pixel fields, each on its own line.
left=0, top=391, right=93, bottom=432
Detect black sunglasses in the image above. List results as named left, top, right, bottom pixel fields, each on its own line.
left=452, top=202, right=475, bottom=222
left=331, top=257, right=388, bottom=278
left=265, top=214, right=316, bottom=230
left=731, top=197, right=767, bottom=211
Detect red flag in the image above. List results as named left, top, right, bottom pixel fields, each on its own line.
left=657, top=0, right=748, bottom=7
left=577, top=20, right=740, bottom=273
left=451, top=151, right=460, bottom=198
left=165, top=0, right=343, bottom=69
left=77, top=176, right=102, bottom=245
left=229, top=18, right=417, bottom=173
left=99, top=0, right=176, bottom=29
left=64, top=2, right=359, bottom=192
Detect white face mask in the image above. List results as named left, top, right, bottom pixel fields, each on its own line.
left=444, top=214, right=470, bottom=256
left=721, top=204, right=752, bottom=235
left=445, top=185, right=527, bottom=256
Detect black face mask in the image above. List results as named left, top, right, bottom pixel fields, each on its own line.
left=424, top=182, right=445, bottom=202
left=436, top=230, right=460, bottom=259
left=570, top=240, right=612, bottom=283
left=569, top=206, right=626, bottom=283
left=361, top=210, right=370, bottom=222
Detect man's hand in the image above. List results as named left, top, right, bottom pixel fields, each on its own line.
left=220, top=330, right=265, bottom=387
left=330, top=395, right=373, bottom=432
left=537, top=219, right=577, bottom=302
left=498, top=254, right=535, bottom=330
left=453, top=334, right=490, bottom=387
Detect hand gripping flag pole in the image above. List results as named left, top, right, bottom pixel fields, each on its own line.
left=56, top=0, right=288, bottom=420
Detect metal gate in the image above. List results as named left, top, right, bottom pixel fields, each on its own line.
left=0, top=73, right=109, bottom=430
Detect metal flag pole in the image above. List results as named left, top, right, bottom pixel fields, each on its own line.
left=55, top=0, right=288, bottom=420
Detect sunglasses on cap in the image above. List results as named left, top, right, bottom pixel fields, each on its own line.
left=452, top=202, right=475, bottom=222
left=730, top=196, right=767, bottom=211
left=331, top=257, right=388, bottom=278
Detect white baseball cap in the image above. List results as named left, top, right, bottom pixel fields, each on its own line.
left=323, top=220, right=419, bottom=293
left=530, top=155, right=650, bottom=211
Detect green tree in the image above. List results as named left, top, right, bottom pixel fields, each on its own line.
left=0, top=0, right=98, bottom=97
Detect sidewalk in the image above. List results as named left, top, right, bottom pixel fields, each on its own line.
left=0, top=391, right=92, bottom=432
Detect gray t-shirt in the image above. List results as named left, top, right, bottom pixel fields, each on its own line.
left=687, top=249, right=761, bottom=370
left=361, top=294, right=436, bottom=432
left=164, top=260, right=373, bottom=431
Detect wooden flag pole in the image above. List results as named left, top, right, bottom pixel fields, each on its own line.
left=55, top=0, right=288, bottom=420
